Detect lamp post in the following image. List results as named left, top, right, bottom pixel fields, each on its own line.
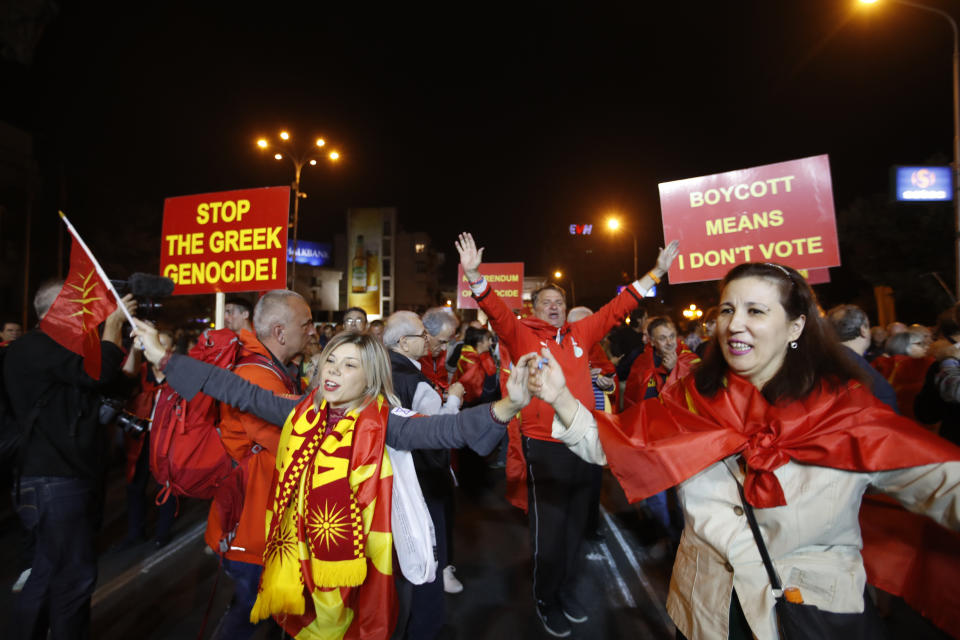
left=256, top=131, right=341, bottom=289
left=859, top=0, right=960, bottom=297
left=606, top=216, right=638, bottom=281
left=553, top=270, right=576, bottom=305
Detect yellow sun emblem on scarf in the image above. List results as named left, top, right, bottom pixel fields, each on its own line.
left=307, top=501, right=350, bottom=551
left=66, top=271, right=102, bottom=332
left=264, top=520, right=298, bottom=565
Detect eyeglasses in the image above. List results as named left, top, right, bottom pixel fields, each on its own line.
left=344, top=318, right=365, bottom=327
left=403, top=330, right=429, bottom=340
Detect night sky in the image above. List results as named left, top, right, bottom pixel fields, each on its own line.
left=4, top=1, right=959, bottom=318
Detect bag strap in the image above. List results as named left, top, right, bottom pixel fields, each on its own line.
left=729, top=463, right=784, bottom=594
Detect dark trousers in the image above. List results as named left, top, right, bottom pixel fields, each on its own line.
left=126, top=436, right=175, bottom=542
left=13, top=476, right=100, bottom=640
left=394, top=497, right=447, bottom=640
left=523, top=437, right=595, bottom=608
left=211, top=558, right=265, bottom=640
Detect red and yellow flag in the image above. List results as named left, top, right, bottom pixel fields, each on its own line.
left=39, top=235, right=117, bottom=379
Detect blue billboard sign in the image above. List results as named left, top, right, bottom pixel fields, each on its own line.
left=288, top=240, right=332, bottom=266
left=894, top=166, right=953, bottom=202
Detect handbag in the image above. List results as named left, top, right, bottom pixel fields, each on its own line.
left=733, top=476, right=886, bottom=639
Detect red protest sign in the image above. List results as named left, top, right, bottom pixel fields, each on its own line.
left=160, top=187, right=290, bottom=295
left=458, top=263, right=524, bottom=310
left=659, top=155, right=840, bottom=284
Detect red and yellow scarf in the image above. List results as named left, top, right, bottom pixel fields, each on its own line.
left=251, top=391, right=397, bottom=640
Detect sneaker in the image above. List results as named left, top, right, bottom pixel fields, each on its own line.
left=442, top=565, right=463, bottom=594
left=536, top=602, right=572, bottom=637
left=11, top=568, right=30, bottom=593
left=559, top=593, right=588, bottom=623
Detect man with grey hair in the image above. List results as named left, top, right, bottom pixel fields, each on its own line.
left=826, top=304, right=898, bottom=412
left=5, top=279, right=136, bottom=640
left=384, top=310, right=465, bottom=637
left=420, top=307, right=458, bottom=396
left=207, top=289, right=314, bottom=640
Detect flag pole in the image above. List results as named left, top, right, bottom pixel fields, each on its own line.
left=58, top=211, right=136, bottom=326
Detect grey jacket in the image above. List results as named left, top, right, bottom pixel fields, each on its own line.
left=163, top=353, right=505, bottom=454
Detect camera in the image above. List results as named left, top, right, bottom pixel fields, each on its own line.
left=116, top=411, right=150, bottom=436
left=98, top=397, right=150, bottom=435
left=110, top=273, right=175, bottom=318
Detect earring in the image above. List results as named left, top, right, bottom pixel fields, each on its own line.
left=790, top=341, right=798, bottom=349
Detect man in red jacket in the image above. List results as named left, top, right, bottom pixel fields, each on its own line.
left=456, top=232, right=678, bottom=637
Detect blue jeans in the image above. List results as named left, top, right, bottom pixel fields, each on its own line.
left=211, top=558, right=265, bottom=640
left=13, top=476, right=100, bottom=640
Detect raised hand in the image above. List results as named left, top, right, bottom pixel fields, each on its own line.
left=455, top=232, right=484, bottom=282
left=130, top=318, right=167, bottom=366
left=528, top=348, right=568, bottom=405
left=654, top=240, right=681, bottom=274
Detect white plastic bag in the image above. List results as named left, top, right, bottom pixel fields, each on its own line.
left=385, top=445, right=437, bottom=584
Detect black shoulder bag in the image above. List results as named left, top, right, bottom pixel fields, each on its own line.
left=734, top=479, right=887, bottom=640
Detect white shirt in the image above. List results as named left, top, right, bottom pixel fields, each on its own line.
left=406, top=355, right=461, bottom=416
left=553, top=403, right=960, bottom=640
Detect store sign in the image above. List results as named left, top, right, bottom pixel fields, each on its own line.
left=569, top=224, right=593, bottom=235
left=289, top=240, right=331, bottom=266
left=894, top=166, right=953, bottom=202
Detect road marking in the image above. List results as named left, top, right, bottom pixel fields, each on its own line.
left=600, top=505, right=675, bottom=634
left=592, top=538, right=636, bottom=607
left=92, top=521, right=207, bottom=606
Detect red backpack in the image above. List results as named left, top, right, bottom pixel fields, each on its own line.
left=150, top=328, right=242, bottom=505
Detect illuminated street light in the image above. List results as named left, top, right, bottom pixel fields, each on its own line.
left=552, top=269, right=576, bottom=304
left=682, top=304, right=703, bottom=320
left=605, top=215, right=638, bottom=281
left=255, top=130, right=342, bottom=288
left=859, top=0, right=960, bottom=298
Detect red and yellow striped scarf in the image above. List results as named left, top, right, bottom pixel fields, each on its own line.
left=251, top=391, right=397, bottom=640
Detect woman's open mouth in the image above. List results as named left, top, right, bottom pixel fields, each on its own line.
left=727, top=340, right=752, bottom=356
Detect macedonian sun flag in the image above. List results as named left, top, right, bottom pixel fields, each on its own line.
left=252, top=392, right=397, bottom=640
left=40, top=213, right=120, bottom=379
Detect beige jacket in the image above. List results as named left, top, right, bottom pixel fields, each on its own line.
left=553, top=403, right=960, bottom=640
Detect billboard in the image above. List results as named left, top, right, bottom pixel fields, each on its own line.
left=457, top=262, right=524, bottom=310
left=160, top=186, right=289, bottom=295
left=893, top=166, right=953, bottom=202
left=347, top=208, right=391, bottom=317
left=659, top=155, right=841, bottom=284
left=289, top=240, right=332, bottom=267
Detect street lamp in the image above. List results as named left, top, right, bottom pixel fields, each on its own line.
left=553, top=270, right=576, bottom=305
left=606, top=216, right=638, bottom=281
left=859, top=0, right=960, bottom=297
left=256, top=131, right=342, bottom=288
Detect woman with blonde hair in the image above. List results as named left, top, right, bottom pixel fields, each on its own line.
left=132, top=322, right=536, bottom=640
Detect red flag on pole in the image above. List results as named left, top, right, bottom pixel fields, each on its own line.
left=40, top=233, right=118, bottom=379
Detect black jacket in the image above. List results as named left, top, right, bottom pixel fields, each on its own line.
left=389, top=350, right=452, bottom=500
left=4, top=330, right=125, bottom=479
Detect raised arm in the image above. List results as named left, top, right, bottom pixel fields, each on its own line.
left=132, top=320, right=300, bottom=426
left=455, top=232, right=522, bottom=356
left=388, top=352, right=536, bottom=453
left=573, top=240, right=680, bottom=345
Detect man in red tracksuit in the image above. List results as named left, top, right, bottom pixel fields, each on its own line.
left=456, top=232, right=678, bottom=637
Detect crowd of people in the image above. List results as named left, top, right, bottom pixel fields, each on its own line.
left=3, top=231, right=960, bottom=640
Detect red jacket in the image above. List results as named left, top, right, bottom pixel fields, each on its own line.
left=453, top=346, right=498, bottom=404
left=475, top=279, right=643, bottom=441
left=418, top=352, right=450, bottom=395
left=205, top=330, right=299, bottom=565
left=623, top=344, right=699, bottom=409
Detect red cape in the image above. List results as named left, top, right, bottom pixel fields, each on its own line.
left=596, top=373, right=960, bottom=508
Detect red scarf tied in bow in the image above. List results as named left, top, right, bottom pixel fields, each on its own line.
left=594, top=373, right=960, bottom=508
